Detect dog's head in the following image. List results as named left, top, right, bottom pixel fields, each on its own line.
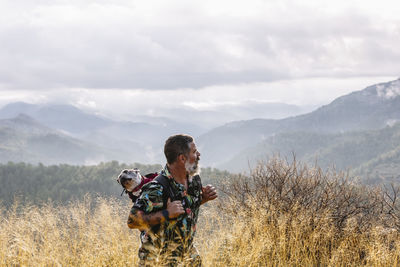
left=117, top=168, right=142, bottom=192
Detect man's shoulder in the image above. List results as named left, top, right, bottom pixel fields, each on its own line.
left=133, top=181, right=165, bottom=212
left=140, top=180, right=164, bottom=194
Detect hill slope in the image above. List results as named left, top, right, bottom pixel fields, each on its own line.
left=0, top=114, right=126, bottom=165
left=218, top=122, right=400, bottom=184
left=0, top=103, right=205, bottom=164
left=198, top=78, right=400, bottom=167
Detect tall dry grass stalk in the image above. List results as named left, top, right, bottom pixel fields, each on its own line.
left=1, top=157, right=400, bottom=266
left=0, top=197, right=140, bottom=266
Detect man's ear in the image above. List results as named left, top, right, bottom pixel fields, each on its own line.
left=178, top=154, right=186, bottom=164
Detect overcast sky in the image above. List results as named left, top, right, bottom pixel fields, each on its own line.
left=0, top=0, right=399, bottom=119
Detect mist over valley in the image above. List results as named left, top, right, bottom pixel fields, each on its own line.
left=0, top=78, right=399, bottom=185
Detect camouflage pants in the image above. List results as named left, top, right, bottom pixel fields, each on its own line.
left=138, top=244, right=201, bottom=267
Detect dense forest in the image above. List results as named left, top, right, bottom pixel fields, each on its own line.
left=0, top=161, right=230, bottom=207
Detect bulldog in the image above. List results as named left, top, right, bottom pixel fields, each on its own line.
left=117, top=168, right=145, bottom=196
left=117, top=168, right=158, bottom=199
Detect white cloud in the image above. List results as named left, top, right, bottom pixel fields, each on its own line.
left=0, top=0, right=399, bottom=90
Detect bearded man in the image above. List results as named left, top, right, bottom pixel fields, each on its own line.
left=127, top=134, right=218, bottom=266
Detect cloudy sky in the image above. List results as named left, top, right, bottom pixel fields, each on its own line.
left=0, top=0, right=399, bottom=121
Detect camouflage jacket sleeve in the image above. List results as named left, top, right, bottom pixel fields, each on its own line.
left=131, top=181, right=165, bottom=214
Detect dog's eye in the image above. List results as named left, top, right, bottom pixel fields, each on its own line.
left=123, top=170, right=128, bottom=174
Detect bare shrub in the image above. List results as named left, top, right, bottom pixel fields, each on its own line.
left=220, top=156, right=383, bottom=232
left=211, top=156, right=400, bottom=266
left=382, top=184, right=400, bottom=231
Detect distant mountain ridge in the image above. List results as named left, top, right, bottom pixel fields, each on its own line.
left=0, top=78, right=399, bottom=180
left=0, top=113, right=53, bottom=135
left=219, top=122, right=400, bottom=183
left=0, top=114, right=116, bottom=164
left=0, top=102, right=112, bottom=136
left=0, top=103, right=205, bottom=164
left=198, top=78, right=400, bottom=168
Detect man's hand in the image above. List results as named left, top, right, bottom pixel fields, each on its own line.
left=201, top=184, right=218, bottom=204
left=167, top=198, right=185, bottom=219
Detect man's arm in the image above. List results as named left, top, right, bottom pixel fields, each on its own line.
left=128, top=198, right=185, bottom=230
left=127, top=209, right=165, bottom=231
left=201, top=184, right=218, bottom=205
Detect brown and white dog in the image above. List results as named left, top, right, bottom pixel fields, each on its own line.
left=117, top=168, right=158, bottom=199
left=117, top=168, right=144, bottom=197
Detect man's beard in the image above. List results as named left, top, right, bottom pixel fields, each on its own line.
left=185, top=160, right=200, bottom=176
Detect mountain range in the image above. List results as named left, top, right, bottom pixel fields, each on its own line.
left=0, top=99, right=313, bottom=165
left=0, top=114, right=115, bottom=164
left=0, top=103, right=206, bottom=164
left=218, top=123, right=400, bottom=183
left=0, top=78, right=399, bottom=184
left=197, top=78, right=400, bottom=171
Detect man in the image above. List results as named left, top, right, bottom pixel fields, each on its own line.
left=127, top=134, right=218, bottom=266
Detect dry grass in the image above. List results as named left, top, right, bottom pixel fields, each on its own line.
left=0, top=197, right=140, bottom=266
left=2, top=158, right=400, bottom=266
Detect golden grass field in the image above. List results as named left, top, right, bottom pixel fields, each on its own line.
left=1, top=159, right=400, bottom=266
left=1, top=196, right=400, bottom=266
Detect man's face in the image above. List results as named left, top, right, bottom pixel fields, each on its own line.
left=184, top=142, right=201, bottom=176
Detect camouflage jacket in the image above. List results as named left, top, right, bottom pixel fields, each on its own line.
left=129, top=165, right=203, bottom=265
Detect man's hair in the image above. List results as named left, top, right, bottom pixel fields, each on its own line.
left=164, top=134, right=194, bottom=164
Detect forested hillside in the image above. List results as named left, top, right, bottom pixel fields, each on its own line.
left=198, top=78, right=400, bottom=168
left=0, top=161, right=229, bottom=206
left=219, top=122, right=400, bottom=184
